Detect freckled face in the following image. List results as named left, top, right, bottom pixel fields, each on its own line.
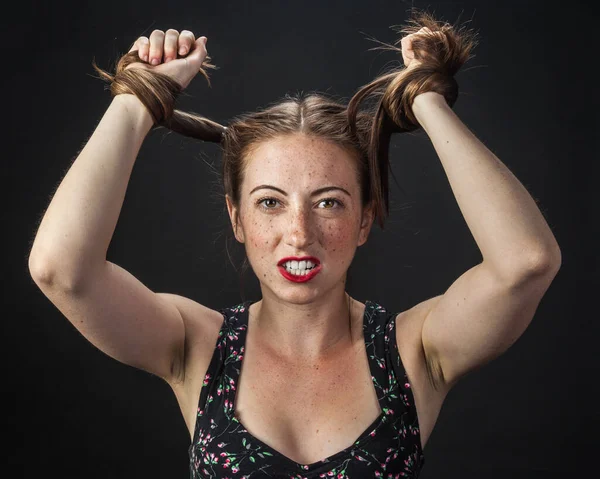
left=226, top=134, right=373, bottom=303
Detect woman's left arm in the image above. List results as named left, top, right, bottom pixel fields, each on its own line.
left=409, top=91, right=561, bottom=389
left=414, top=91, right=561, bottom=272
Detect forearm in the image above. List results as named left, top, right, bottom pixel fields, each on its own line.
left=29, top=94, right=154, bottom=287
left=412, top=92, right=561, bottom=277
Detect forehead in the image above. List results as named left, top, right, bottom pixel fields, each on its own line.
left=242, top=134, right=358, bottom=189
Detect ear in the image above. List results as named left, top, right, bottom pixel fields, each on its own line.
left=225, top=195, right=245, bottom=243
left=357, top=202, right=375, bottom=247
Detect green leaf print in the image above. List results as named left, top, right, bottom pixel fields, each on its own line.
left=249, top=456, right=255, bottom=463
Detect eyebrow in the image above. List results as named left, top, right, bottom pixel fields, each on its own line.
left=249, top=185, right=352, bottom=197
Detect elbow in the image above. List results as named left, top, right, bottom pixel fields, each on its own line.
left=28, top=252, right=87, bottom=294
left=29, top=253, right=64, bottom=290
left=526, top=245, right=562, bottom=277
left=491, top=245, right=562, bottom=288
left=506, top=247, right=562, bottom=287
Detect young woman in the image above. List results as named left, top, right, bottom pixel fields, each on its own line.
left=28, top=10, right=561, bottom=479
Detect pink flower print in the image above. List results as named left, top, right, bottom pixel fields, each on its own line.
left=404, top=382, right=411, bottom=389
left=375, top=472, right=382, bottom=477
left=233, top=350, right=238, bottom=356
left=232, top=466, right=239, bottom=473
left=218, top=443, right=226, bottom=448
left=370, top=430, right=376, bottom=437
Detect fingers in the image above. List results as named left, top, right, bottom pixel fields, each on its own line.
left=148, top=29, right=165, bottom=65
left=178, top=30, right=195, bottom=56
left=128, top=29, right=205, bottom=66
left=163, top=29, right=180, bottom=62
left=129, top=36, right=149, bottom=63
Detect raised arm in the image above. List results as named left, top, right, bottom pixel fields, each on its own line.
left=410, top=91, right=561, bottom=389
left=28, top=30, right=222, bottom=383
left=394, top=22, right=561, bottom=391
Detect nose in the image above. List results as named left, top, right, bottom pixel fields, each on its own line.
left=285, top=207, right=316, bottom=249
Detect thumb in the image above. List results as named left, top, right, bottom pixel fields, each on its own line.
left=185, top=37, right=208, bottom=69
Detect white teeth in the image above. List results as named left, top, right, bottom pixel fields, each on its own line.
left=282, top=259, right=319, bottom=275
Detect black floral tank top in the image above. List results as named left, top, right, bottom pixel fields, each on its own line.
left=189, top=300, right=425, bottom=478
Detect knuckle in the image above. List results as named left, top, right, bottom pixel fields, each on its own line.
left=180, top=29, right=195, bottom=38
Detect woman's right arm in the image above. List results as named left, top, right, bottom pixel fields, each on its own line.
left=28, top=31, right=222, bottom=383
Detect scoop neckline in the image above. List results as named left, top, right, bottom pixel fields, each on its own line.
left=227, top=299, right=393, bottom=470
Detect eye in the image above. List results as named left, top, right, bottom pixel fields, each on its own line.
left=318, top=198, right=343, bottom=209
left=256, top=197, right=280, bottom=209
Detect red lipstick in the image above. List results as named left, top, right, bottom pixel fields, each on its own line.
left=277, top=256, right=321, bottom=283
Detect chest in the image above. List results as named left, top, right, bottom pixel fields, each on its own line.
left=233, top=341, right=383, bottom=465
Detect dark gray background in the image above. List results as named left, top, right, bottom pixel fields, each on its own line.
left=4, top=0, right=598, bottom=477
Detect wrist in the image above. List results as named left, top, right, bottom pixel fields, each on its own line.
left=111, top=94, right=154, bottom=132
left=412, top=91, right=449, bottom=125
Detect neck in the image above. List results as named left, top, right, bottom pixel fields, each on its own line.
left=249, top=288, right=355, bottom=361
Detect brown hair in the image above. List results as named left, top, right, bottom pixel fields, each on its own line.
left=94, top=9, right=477, bottom=283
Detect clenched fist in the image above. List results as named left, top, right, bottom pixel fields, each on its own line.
left=127, top=29, right=209, bottom=89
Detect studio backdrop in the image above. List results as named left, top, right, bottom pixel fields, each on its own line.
left=4, top=1, right=597, bottom=478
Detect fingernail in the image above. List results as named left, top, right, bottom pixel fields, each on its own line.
left=202, top=37, right=207, bottom=45
left=151, top=58, right=159, bottom=65
left=179, top=47, right=187, bottom=55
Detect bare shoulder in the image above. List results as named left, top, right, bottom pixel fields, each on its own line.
left=395, top=296, right=443, bottom=335
left=156, top=293, right=224, bottom=376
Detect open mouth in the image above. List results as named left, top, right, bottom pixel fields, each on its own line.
left=277, top=258, right=321, bottom=283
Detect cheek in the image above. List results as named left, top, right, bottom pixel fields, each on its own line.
left=245, top=215, right=277, bottom=249
left=320, top=220, right=358, bottom=253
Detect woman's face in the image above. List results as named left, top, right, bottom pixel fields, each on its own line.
left=226, top=133, right=374, bottom=304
